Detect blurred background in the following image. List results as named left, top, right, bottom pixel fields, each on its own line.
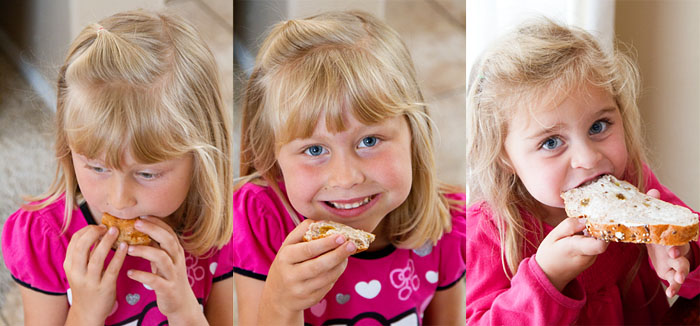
left=234, top=0, right=467, bottom=187
left=467, top=0, right=700, bottom=211
left=0, top=0, right=232, bottom=323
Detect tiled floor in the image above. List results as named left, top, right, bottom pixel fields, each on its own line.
left=0, top=0, right=232, bottom=324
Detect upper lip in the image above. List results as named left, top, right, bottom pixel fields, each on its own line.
left=572, top=173, right=610, bottom=189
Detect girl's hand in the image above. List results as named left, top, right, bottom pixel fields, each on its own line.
left=64, top=225, right=127, bottom=325
left=125, top=216, right=205, bottom=325
left=647, top=243, right=691, bottom=297
left=261, top=219, right=356, bottom=324
left=536, top=217, right=609, bottom=292
left=644, top=188, right=692, bottom=298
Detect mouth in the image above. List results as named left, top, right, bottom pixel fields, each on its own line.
left=325, top=195, right=375, bottom=210
left=320, top=194, right=380, bottom=218
left=576, top=173, right=609, bottom=188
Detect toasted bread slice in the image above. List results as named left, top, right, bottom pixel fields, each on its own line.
left=302, top=220, right=376, bottom=253
left=561, top=175, right=698, bottom=246
left=101, top=213, right=152, bottom=249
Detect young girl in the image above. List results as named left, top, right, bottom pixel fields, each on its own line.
left=234, top=10, right=466, bottom=325
left=466, top=18, right=700, bottom=325
left=1, top=10, right=233, bottom=325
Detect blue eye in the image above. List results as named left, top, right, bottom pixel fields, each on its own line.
left=541, top=137, right=563, bottom=150
left=589, top=120, right=609, bottom=135
left=358, top=136, right=378, bottom=148
left=88, top=165, right=106, bottom=173
left=137, top=172, right=158, bottom=180
left=304, top=145, right=327, bottom=157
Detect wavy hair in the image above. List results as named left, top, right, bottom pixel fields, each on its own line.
left=467, top=17, right=648, bottom=276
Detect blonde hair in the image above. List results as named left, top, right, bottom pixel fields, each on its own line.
left=239, top=11, right=459, bottom=248
left=467, top=18, right=648, bottom=277
left=29, top=10, right=232, bottom=256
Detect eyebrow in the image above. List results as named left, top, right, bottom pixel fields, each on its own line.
left=525, top=106, right=618, bottom=141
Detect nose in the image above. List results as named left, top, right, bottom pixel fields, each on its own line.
left=108, top=176, right=136, bottom=211
left=570, top=140, right=602, bottom=170
left=326, top=152, right=365, bottom=189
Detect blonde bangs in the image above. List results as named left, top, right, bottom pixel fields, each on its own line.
left=63, top=85, right=193, bottom=168
left=263, top=44, right=415, bottom=147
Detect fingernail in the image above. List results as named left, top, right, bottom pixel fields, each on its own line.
left=578, top=218, right=587, bottom=225
left=335, top=235, right=345, bottom=244
left=128, top=246, right=134, bottom=254
left=108, top=227, right=118, bottom=235
left=127, top=269, right=133, bottom=277
left=346, top=241, right=357, bottom=252
left=134, top=221, right=143, bottom=229
left=119, top=242, right=127, bottom=251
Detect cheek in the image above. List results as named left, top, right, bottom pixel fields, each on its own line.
left=279, top=162, right=320, bottom=207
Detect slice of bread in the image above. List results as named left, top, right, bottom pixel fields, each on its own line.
left=302, top=220, right=376, bottom=253
left=561, top=175, right=699, bottom=246
left=101, top=213, right=152, bottom=249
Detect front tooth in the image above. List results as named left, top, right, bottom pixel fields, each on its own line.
left=332, top=196, right=371, bottom=210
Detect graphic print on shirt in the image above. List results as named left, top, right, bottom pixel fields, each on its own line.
left=354, top=279, right=381, bottom=299
left=186, top=253, right=205, bottom=286
left=320, top=307, right=419, bottom=326
left=390, top=259, right=420, bottom=301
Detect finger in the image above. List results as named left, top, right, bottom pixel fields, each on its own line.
left=284, top=233, right=347, bottom=264
left=134, top=217, right=182, bottom=260
left=303, top=254, right=349, bottom=292
left=65, top=225, right=107, bottom=275
left=127, top=269, right=165, bottom=292
left=86, top=226, right=120, bottom=276
left=666, top=280, right=681, bottom=298
left=281, top=219, right=315, bottom=248
left=103, top=242, right=128, bottom=283
left=549, top=217, right=587, bottom=241
left=128, top=245, right=175, bottom=280
left=646, top=188, right=661, bottom=199
left=566, top=235, right=609, bottom=256
left=667, top=257, right=690, bottom=284
left=297, top=240, right=355, bottom=277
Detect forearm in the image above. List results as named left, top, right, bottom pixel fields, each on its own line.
left=258, top=290, right=304, bottom=325
left=167, top=308, right=209, bottom=326
left=64, top=307, right=105, bottom=326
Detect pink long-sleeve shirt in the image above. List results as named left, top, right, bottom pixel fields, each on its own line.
left=465, top=168, right=700, bottom=325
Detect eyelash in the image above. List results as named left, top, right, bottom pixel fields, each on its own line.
left=537, top=118, right=613, bottom=151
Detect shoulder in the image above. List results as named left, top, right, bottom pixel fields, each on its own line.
left=234, top=182, right=295, bottom=233
left=3, top=196, right=73, bottom=240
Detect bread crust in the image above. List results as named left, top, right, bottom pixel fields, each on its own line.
left=574, top=216, right=699, bottom=246
left=302, top=220, right=375, bottom=253
left=101, top=213, right=152, bottom=249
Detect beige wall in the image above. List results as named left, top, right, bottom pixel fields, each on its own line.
left=0, top=0, right=164, bottom=109
left=615, top=0, right=700, bottom=209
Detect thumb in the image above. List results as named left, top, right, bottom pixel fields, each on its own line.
left=549, top=217, right=587, bottom=241
left=646, top=188, right=661, bottom=199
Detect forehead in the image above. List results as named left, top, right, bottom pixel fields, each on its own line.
left=509, top=82, right=616, bottom=132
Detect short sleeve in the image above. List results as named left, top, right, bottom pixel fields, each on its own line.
left=233, top=183, right=292, bottom=280
left=1, top=208, right=69, bottom=295
left=436, top=193, right=467, bottom=289
left=212, top=232, right=233, bottom=282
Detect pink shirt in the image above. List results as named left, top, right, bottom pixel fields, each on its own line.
left=465, top=168, right=700, bottom=325
left=1, top=195, right=233, bottom=325
left=233, top=182, right=466, bottom=325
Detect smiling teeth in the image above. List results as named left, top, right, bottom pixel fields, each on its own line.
left=329, top=196, right=372, bottom=210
